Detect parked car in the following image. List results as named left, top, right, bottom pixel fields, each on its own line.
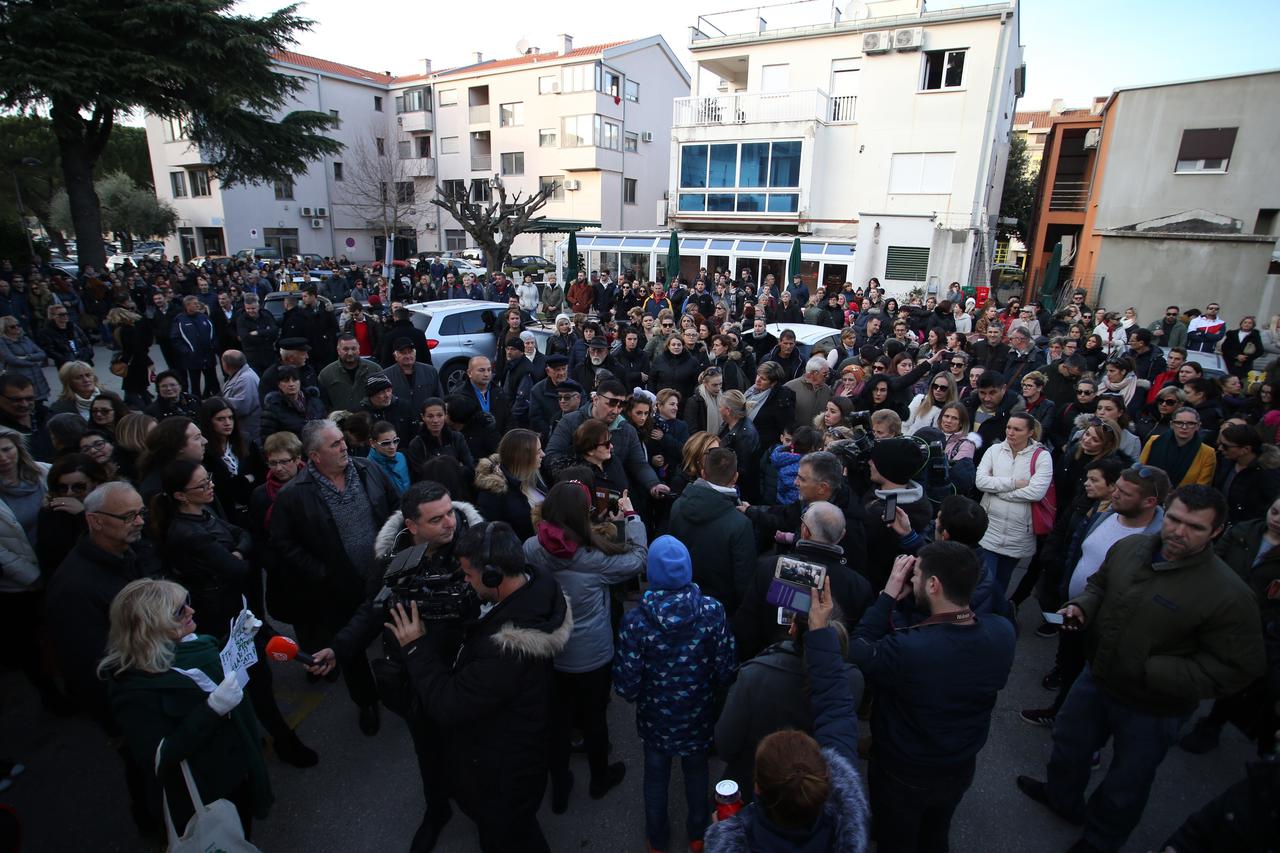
left=502, top=255, right=555, bottom=278
left=263, top=291, right=334, bottom=323
left=1162, top=345, right=1227, bottom=378
left=233, top=247, right=283, bottom=264
left=764, top=323, right=843, bottom=361
left=402, top=300, right=550, bottom=394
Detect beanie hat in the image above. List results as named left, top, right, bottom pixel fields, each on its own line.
left=870, top=438, right=923, bottom=485
left=647, top=535, right=692, bottom=590
left=365, top=375, right=393, bottom=395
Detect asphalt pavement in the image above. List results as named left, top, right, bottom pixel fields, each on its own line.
left=0, top=351, right=1259, bottom=852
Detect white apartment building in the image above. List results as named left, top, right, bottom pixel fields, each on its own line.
left=144, top=36, right=688, bottom=264
left=667, top=0, right=1024, bottom=296
left=430, top=35, right=689, bottom=261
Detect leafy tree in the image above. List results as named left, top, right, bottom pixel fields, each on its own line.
left=51, top=173, right=177, bottom=251
left=431, top=181, right=557, bottom=277
left=997, top=134, right=1038, bottom=243
left=0, top=0, right=341, bottom=273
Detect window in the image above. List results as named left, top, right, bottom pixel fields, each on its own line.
left=1255, top=209, right=1279, bottom=236
left=599, top=119, right=620, bottom=151
left=161, top=116, right=188, bottom=142
left=442, top=179, right=467, bottom=202
left=888, top=152, right=956, bottom=193
left=678, top=141, right=800, bottom=214
left=273, top=178, right=294, bottom=200
left=885, top=246, right=930, bottom=281
left=539, top=75, right=558, bottom=94
left=169, top=171, right=187, bottom=198
left=601, top=70, right=621, bottom=98
left=539, top=128, right=558, bottom=148
left=445, top=229, right=467, bottom=251
left=470, top=179, right=489, bottom=203
left=333, top=162, right=343, bottom=182
left=563, top=63, right=596, bottom=93
left=374, top=96, right=383, bottom=112
left=624, top=132, right=638, bottom=153
left=439, top=89, right=457, bottom=107
left=329, top=109, right=341, bottom=126
left=540, top=176, right=564, bottom=201
left=761, top=64, right=790, bottom=92
left=440, top=136, right=459, bottom=155
left=376, top=137, right=385, bottom=156
left=499, top=102, right=524, bottom=127
left=395, top=182, right=414, bottom=205
left=624, top=178, right=637, bottom=204
left=189, top=169, right=211, bottom=197
left=500, top=152, right=525, bottom=176
left=1175, top=127, right=1237, bottom=173
left=398, top=140, right=413, bottom=160
left=397, top=89, right=427, bottom=113
left=625, top=80, right=639, bottom=103
left=563, top=115, right=593, bottom=147
left=416, top=136, right=431, bottom=158
left=921, top=49, right=965, bottom=90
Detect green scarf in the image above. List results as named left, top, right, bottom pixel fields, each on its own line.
left=1145, top=429, right=1202, bottom=486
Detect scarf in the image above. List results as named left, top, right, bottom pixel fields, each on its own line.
left=1101, top=372, right=1138, bottom=406
left=263, top=471, right=288, bottom=526
left=743, top=385, right=772, bottom=422
left=1145, top=429, right=1203, bottom=486
left=74, top=388, right=101, bottom=421
left=698, top=384, right=723, bottom=435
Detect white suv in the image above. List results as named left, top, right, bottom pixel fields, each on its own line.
left=403, top=300, right=550, bottom=394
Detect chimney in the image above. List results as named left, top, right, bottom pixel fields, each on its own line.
left=559, top=33, right=573, bottom=55
left=473, top=51, right=484, bottom=65
left=421, top=58, right=432, bottom=74
left=1049, top=98, right=1065, bottom=116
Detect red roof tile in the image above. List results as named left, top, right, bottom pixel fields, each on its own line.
left=423, top=40, right=634, bottom=80
left=273, top=50, right=391, bottom=84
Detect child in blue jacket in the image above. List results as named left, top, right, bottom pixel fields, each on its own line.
left=770, top=425, right=825, bottom=505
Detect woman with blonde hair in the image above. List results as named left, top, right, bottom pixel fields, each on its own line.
left=672, top=431, right=720, bottom=495
left=113, top=411, right=157, bottom=482
left=49, top=360, right=101, bottom=420
left=904, top=371, right=958, bottom=435
left=975, top=412, right=1053, bottom=592
left=107, top=306, right=154, bottom=408
left=475, top=427, right=546, bottom=541
left=0, top=314, right=50, bottom=400
left=100, top=578, right=273, bottom=840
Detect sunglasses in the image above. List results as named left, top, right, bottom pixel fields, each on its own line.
left=932, top=383, right=950, bottom=391
left=1129, top=464, right=1158, bottom=479
left=375, top=437, right=401, bottom=448
left=950, top=361, right=966, bottom=368
left=53, top=481, right=91, bottom=496
left=173, top=594, right=192, bottom=620
left=1157, top=397, right=1179, bottom=405
left=599, top=396, right=626, bottom=409
left=596, top=439, right=613, bottom=449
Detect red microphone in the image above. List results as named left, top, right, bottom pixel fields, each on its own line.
left=265, top=635, right=317, bottom=667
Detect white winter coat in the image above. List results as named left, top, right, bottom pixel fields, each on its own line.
left=975, top=440, right=1052, bottom=558
left=0, top=463, right=50, bottom=593
left=516, top=282, right=540, bottom=313
left=904, top=394, right=943, bottom=435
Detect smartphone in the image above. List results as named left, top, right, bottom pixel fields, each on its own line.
left=882, top=493, right=898, bottom=525
left=776, top=607, right=796, bottom=627
left=1041, top=611, right=1065, bottom=625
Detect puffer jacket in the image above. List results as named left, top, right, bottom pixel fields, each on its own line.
left=975, top=440, right=1053, bottom=557
left=1069, top=533, right=1265, bottom=717
left=474, top=454, right=537, bottom=542
left=523, top=515, right=647, bottom=673
left=0, top=465, right=48, bottom=592
left=0, top=335, right=50, bottom=400
left=516, top=281, right=540, bottom=313
left=649, top=348, right=703, bottom=403
left=614, top=583, right=736, bottom=756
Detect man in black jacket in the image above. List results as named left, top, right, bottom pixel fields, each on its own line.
left=382, top=338, right=443, bottom=416
left=234, top=294, right=279, bottom=374
left=970, top=323, right=1010, bottom=374
left=270, top=418, right=398, bottom=736
left=963, top=371, right=1026, bottom=462
left=668, top=448, right=757, bottom=615
left=383, top=521, right=570, bottom=853
left=379, top=307, right=432, bottom=367
left=282, top=286, right=339, bottom=368
left=861, top=438, right=934, bottom=591
left=527, top=355, right=570, bottom=442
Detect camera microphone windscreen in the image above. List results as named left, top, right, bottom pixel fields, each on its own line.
left=265, top=635, right=316, bottom=667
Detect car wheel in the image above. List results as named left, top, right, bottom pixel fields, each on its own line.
left=442, top=361, right=470, bottom=395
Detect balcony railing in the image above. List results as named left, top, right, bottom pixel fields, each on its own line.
left=401, top=157, right=436, bottom=178
left=673, top=89, right=834, bottom=127
left=829, top=95, right=856, bottom=123
left=1049, top=180, right=1090, bottom=212
left=470, top=154, right=491, bottom=172
left=469, top=104, right=490, bottom=124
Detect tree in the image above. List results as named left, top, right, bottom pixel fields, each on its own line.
left=997, top=134, right=1038, bottom=244
left=51, top=173, right=177, bottom=251
left=334, top=126, right=420, bottom=267
left=431, top=180, right=557, bottom=277
left=0, top=0, right=341, bottom=274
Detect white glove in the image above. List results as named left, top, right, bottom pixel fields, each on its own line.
left=207, top=672, right=243, bottom=715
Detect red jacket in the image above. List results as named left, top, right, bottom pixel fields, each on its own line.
left=568, top=281, right=594, bottom=313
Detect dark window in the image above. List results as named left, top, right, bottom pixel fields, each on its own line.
left=1175, top=127, right=1237, bottom=173
left=374, top=96, right=383, bottom=111
left=922, top=50, right=965, bottom=90
left=333, top=162, right=344, bottom=181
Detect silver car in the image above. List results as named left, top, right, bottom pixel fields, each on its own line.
left=403, top=300, right=550, bottom=394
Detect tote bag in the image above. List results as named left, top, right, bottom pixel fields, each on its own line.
left=157, top=743, right=261, bottom=853
left=1028, top=448, right=1057, bottom=537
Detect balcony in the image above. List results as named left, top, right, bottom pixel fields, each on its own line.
left=401, top=158, right=436, bottom=178
left=469, top=104, right=489, bottom=125
left=1049, top=180, right=1090, bottom=212
left=673, top=89, right=850, bottom=128
left=398, top=110, right=434, bottom=133
left=470, top=154, right=491, bottom=172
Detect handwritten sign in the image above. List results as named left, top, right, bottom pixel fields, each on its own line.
left=219, top=597, right=262, bottom=689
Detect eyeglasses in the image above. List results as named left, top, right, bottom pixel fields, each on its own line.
left=1172, top=419, right=1200, bottom=427
left=90, top=407, right=114, bottom=416
left=1157, top=397, right=1179, bottom=406
left=81, top=439, right=109, bottom=452
left=375, top=437, right=401, bottom=448
left=596, top=439, right=613, bottom=449
left=950, top=361, right=966, bottom=368
left=660, top=322, right=673, bottom=328
left=1076, top=388, right=1096, bottom=396
left=53, top=481, right=91, bottom=496
left=266, top=457, right=298, bottom=469
left=92, top=508, right=143, bottom=524
left=173, top=594, right=192, bottom=620
left=3, top=394, right=34, bottom=404
left=932, top=383, right=950, bottom=391
left=183, top=476, right=214, bottom=492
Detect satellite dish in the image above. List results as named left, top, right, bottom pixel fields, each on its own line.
left=516, top=38, right=531, bottom=55
left=843, top=0, right=869, bottom=20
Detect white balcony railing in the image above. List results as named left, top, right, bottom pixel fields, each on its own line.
left=401, top=158, right=436, bottom=178
left=470, top=154, right=491, bottom=172
left=469, top=104, right=490, bottom=124
left=673, top=89, right=838, bottom=127
left=829, top=95, right=856, bottom=123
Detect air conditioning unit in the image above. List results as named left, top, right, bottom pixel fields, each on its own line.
left=397, top=116, right=404, bottom=125
left=1083, top=128, right=1101, bottom=149
left=564, top=179, right=582, bottom=191
left=893, top=27, right=923, bottom=51
left=300, top=206, right=314, bottom=217
left=549, top=81, right=562, bottom=93
left=310, top=218, right=323, bottom=228
left=862, top=31, right=892, bottom=54
left=641, top=131, right=654, bottom=143
left=315, top=207, right=328, bottom=217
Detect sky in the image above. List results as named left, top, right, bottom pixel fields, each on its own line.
left=230, top=0, right=1280, bottom=109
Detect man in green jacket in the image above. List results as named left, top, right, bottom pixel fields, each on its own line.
left=1017, top=484, right=1265, bottom=853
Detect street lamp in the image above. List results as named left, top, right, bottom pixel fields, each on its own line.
left=8, top=157, right=42, bottom=261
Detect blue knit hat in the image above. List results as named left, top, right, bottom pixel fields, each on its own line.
left=647, top=535, right=692, bottom=590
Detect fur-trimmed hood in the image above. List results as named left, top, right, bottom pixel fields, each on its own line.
left=704, top=747, right=869, bottom=852
left=473, top=454, right=510, bottom=496
left=490, top=595, right=573, bottom=659
left=374, top=501, right=483, bottom=556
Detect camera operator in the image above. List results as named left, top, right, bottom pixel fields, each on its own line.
left=861, top=438, right=934, bottom=591
left=308, top=481, right=482, bottom=852
left=742, top=450, right=868, bottom=569
left=851, top=542, right=1016, bottom=853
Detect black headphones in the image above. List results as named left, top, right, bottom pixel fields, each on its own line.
left=480, top=523, right=503, bottom=589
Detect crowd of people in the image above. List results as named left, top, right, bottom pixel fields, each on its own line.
left=1, top=249, right=1278, bottom=853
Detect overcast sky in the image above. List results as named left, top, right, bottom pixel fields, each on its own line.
left=232, top=0, right=1279, bottom=109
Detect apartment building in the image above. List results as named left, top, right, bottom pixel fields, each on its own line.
left=666, top=0, right=1023, bottom=296
left=144, top=35, right=688, bottom=263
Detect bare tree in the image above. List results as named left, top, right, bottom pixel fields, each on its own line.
left=430, top=179, right=557, bottom=275
left=333, top=122, right=422, bottom=270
